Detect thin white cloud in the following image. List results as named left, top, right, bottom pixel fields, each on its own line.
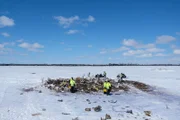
left=108, top=57, right=112, bottom=60
left=60, top=42, right=64, bottom=45
left=137, top=53, right=152, bottom=58
left=146, top=47, right=165, bottom=53
left=176, top=32, right=180, bottom=35
left=20, top=53, right=28, bottom=56
left=86, top=15, right=95, bottom=22
left=171, top=44, right=176, bottom=49
left=123, top=50, right=145, bottom=56
left=112, top=46, right=130, bottom=53
left=173, top=49, right=180, bottom=54
left=0, top=42, right=14, bottom=54
left=18, top=42, right=44, bottom=52
left=17, top=39, right=24, bottom=43
left=54, top=15, right=95, bottom=28
left=123, top=39, right=138, bottom=47
left=1, top=32, right=10, bottom=37
left=0, top=16, right=15, bottom=28
left=122, top=39, right=155, bottom=48
left=100, top=50, right=107, bottom=54
left=156, top=35, right=176, bottom=44
left=88, top=45, right=92, bottom=48
left=155, top=53, right=168, bottom=57
left=66, top=30, right=79, bottom=35
left=137, top=43, right=155, bottom=49
left=64, top=48, right=72, bottom=51
left=0, top=44, right=4, bottom=49
left=54, top=16, right=79, bottom=28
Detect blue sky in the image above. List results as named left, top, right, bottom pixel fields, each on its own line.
left=0, top=0, right=180, bottom=64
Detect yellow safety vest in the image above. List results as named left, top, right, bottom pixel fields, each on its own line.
left=70, top=79, right=75, bottom=87
left=104, top=82, right=111, bottom=90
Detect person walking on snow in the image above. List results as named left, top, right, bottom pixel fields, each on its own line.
left=70, top=77, right=76, bottom=93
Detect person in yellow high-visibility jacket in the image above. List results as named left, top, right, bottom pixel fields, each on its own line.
left=103, top=81, right=108, bottom=94
left=103, top=80, right=111, bottom=95
left=70, top=77, right=76, bottom=93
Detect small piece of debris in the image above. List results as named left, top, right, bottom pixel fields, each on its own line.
left=144, top=111, right=151, bottom=116
left=39, top=90, right=42, bottom=93
left=31, top=73, right=36, bottom=74
left=86, top=99, right=90, bottom=102
left=85, top=108, right=91, bottom=111
left=101, top=117, right=106, bottom=120
left=62, top=112, right=70, bottom=115
left=126, top=110, right=133, bottom=114
left=58, top=99, right=63, bottom=102
left=94, top=105, right=102, bottom=112
left=105, top=114, right=111, bottom=119
left=42, top=108, right=46, bottom=111
left=32, top=113, right=41, bottom=116
left=108, top=100, right=117, bottom=103
left=72, top=117, right=79, bottom=120
left=20, top=93, right=23, bottom=95
left=22, top=88, right=34, bottom=92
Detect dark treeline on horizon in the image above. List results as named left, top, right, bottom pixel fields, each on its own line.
left=0, top=63, right=179, bottom=66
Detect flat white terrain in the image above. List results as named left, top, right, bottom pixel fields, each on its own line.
left=0, top=66, right=180, bottom=120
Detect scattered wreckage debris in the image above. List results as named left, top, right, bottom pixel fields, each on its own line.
left=93, top=105, right=102, bottom=112
left=32, top=113, right=42, bottom=116
left=44, top=77, right=152, bottom=93
left=144, top=111, right=151, bottom=116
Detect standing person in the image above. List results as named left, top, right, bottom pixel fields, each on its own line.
left=103, top=80, right=111, bottom=95
left=103, top=80, right=108, bottom=94
left=88, top=72, right=91, bottom=77
left=106, top=80, right=112, bottom=95
left=103, top=71, right=107, bottom=78
left=69, top=77, right=76, bottom=93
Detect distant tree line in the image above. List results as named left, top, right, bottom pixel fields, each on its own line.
left=0, top=63, right=179, bottom=66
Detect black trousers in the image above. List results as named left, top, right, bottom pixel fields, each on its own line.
left=104, top=88, right=111, bottom=95
left=70, top=86, right=77, bottom=93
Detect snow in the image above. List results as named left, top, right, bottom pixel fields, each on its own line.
left=0, top=66, right=180, bottom=120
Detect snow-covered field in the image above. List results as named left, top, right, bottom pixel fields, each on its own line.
left=0, top=66, right=180, bottom=120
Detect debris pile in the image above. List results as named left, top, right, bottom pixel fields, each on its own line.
left=44, top=77, right=152, bottom=93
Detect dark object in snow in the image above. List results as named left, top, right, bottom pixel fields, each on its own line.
left=20, top=93, right=23, bottom=95
left=72, top=117, right=79, bottom=120
left=32, top=113, right=41, bottom=116
left=144, top=111, right=151, bottom=116
left=62, top=112, right=70, bottom=115
left=31, top=73, right=36, bottom=74
left=85, top=108, right=91, bottom=111
left=105, top=114, right=111, bottom=119
left=108, top=100, right=117, bottom=103
left=58, top=99, right=63, bottom=102
left=126, top=110, right=133, bottom=114
left=39, top=90, right=42, bottom=93
left=101, top=118, right=106, bottom=120
left=95, top=74, right=105, bottom=78
left=94, top=105, right=102, bottom=112
left=42, top=108, right=46, bottom=111
left=22, top=87, right=34, bottom=92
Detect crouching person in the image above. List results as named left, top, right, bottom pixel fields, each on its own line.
left=69, top=77, right=77, bottom=93
left=117, top=73, right=126, bottom=82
